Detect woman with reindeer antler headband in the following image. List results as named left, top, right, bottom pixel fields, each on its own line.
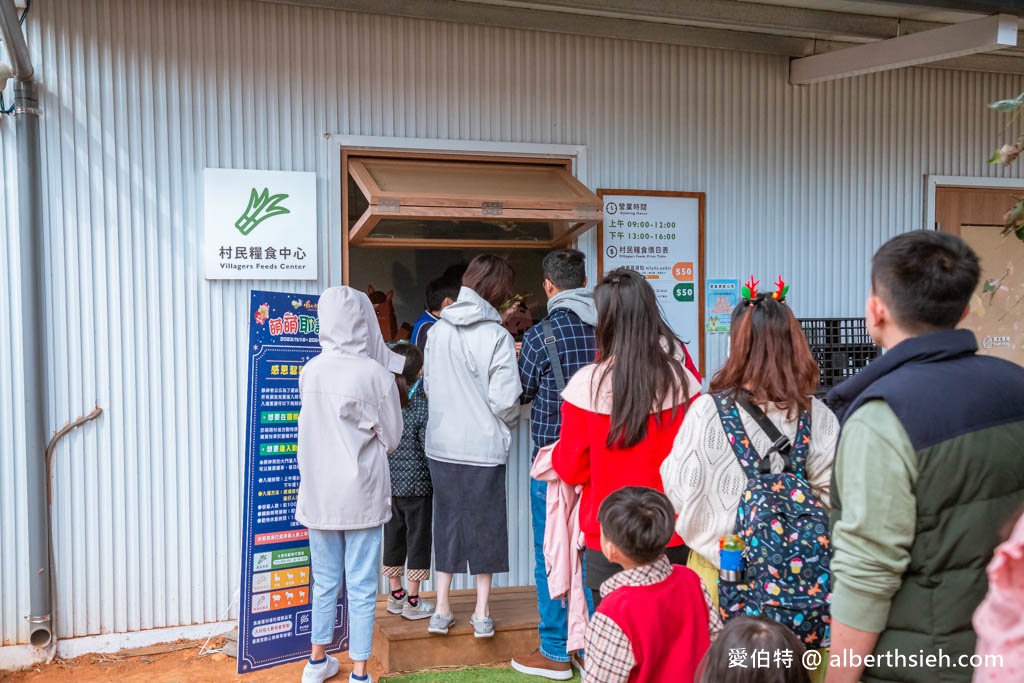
left=661, top=276, right=840, bottom=661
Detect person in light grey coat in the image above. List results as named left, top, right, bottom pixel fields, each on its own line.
left=424, top=254, right=523, bottom=639
left=296, top=286, right=403, bottom=683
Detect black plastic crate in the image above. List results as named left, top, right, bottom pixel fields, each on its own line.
left=799, top=318, right=880, bottom=397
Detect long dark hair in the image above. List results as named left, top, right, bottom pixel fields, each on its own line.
left=709, top=294, right=819, bottom=416
left=698, top=616, right=809, bottom=683
left=594, top=268, right=690, bottom=449
left=389, top=342, right=424, bottom=409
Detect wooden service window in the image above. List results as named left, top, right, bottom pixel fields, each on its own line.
left=344, top=155, right=602, bottom=251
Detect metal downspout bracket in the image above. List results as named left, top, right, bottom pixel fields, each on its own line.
left=0, top=0, right=50, bottom=658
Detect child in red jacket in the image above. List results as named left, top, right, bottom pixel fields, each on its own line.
left=584, top=487, right=720, bottom=683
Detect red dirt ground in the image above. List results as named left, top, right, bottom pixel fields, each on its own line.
left=0, top=638, right=387, bottom=683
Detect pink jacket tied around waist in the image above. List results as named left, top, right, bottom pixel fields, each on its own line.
left=973, top=512, right=1024, bottom=682
left=530, top=443, right=589, bottom=652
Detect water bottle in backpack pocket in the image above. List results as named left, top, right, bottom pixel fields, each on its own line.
left=713, top=391, right=832, bottom=649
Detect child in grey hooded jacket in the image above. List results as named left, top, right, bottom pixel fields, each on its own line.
left=297, top=286, right=403, bottom=683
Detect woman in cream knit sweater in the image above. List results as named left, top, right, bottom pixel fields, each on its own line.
left=660, top=284, right=839, bottom=568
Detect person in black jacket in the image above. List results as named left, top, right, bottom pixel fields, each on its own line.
left=381, top=342, right=435, bottom=621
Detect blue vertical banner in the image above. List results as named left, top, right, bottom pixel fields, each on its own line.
left=239, top=290, right=347, bottom=673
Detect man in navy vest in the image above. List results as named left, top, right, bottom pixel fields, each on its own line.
left=512, top=249, right=598, bottom=680
left=826, top=231, right=1024, bottom=683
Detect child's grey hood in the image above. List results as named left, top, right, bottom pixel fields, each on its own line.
left=317, top=286, right=405, bottom=373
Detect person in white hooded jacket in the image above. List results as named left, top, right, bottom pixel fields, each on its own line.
left=297, top=286, right=403, bottom=683
left=424, top=253, right=523, bottom=639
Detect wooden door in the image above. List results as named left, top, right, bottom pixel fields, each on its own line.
left=937, top=186, right=1024, bottom=367
left=935, top=186, right=1019, bottom=234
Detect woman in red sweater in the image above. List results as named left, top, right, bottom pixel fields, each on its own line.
left=552, top=268, right=701, bottom=606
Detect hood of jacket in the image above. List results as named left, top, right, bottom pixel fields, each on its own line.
left=317, top=286, right=405, bottom=373
left=440, top=286, right=502, bottom=327
left=548, top=288, right=597, bottom=326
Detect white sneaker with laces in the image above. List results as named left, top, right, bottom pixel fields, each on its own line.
left=348, top=675, right=374, bottom=683
left=301, top=655, right=340, bottom=682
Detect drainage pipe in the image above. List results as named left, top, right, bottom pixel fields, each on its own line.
left=0, top=0, right=31, bottom=80
left=0, top=0, right=48, bottom=651
left=42, top=407, right=103, bottom=661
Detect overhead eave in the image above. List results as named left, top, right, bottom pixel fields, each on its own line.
left=257, top=0, right=1024, bottom=76
left=790, top=12, right=1018, bottom=84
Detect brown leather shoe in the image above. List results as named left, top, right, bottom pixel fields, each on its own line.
left=510, top=649, right=573, bottom=680
left=572, top=650, right=585, bottom=672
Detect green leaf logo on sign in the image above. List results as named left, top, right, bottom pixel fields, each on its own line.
left=235, top=187, right=291, bottom=235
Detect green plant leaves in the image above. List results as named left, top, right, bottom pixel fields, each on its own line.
left=988, top=92, right=1024, bottom=112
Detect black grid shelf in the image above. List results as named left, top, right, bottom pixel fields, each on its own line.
left=799, top=318, right=880, bottom=397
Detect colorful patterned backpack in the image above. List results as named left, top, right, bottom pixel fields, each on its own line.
left=712, top=391, right=832, bottom=648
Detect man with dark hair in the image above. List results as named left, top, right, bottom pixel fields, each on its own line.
left=826, top=231, right=1024, bottom=683
left=411, top=275, right=460, bottom=350
left=584, top=487, right=718, bottom=683
left=512, top=249, right=599, bottom=679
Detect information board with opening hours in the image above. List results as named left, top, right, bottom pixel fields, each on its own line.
left=598, top=190, right=706, bottom=374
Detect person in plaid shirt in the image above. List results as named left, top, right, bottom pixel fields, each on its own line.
left=585, top=487, right=721, bottom=683
left=512, top=249, right=598, bottom=680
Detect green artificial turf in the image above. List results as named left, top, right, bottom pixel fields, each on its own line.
left=381, top=664, right=582, bottom=682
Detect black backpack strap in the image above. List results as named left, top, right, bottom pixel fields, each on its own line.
left=734, top=392, right=793, bottom=474
left=540, top=318, right=567, bottom=392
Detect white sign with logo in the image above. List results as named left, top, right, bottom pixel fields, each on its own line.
left=203, top=169, right=317, bottom=280
left=599, top=191, right=705, bottom=373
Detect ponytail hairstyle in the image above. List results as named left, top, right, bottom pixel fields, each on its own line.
left=594, top=268, right=690, bottom=449
left=389, top=342, right=424, bottom=409
left=709, top=284, right=819, bottom=416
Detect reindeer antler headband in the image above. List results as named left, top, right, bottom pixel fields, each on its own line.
left=741, top=275, right=790, bottom=305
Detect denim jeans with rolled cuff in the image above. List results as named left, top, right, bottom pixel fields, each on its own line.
left=308, top=526, right=382, bottom=661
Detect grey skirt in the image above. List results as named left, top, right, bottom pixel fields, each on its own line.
left=428, top=459, right=509, bottom=575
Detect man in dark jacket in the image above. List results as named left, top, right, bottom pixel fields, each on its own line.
left=512, top=249, right=598, bottom=680
left=826, top=231, right=1024, bottom=683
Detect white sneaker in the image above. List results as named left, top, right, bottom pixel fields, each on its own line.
left=349, top=676, right=374, bottom=683
left=402, top=597, right=435, bottom=620
left=301, top=655, right=340, bottom=682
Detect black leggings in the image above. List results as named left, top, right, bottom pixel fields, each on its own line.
left=382, top=495, right=433, bottom=575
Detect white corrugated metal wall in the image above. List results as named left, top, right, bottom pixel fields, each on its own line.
left=1, top=0, right=1023, bottom=645
left=0, top=71, right=30, bottom=647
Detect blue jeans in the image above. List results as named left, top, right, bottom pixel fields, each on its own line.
left=531, top=478, right=594, bottom=662
left=308, top=527, right=382, bottom=661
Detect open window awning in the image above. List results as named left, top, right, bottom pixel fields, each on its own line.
left=347, top=157, right=603, bottom=249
